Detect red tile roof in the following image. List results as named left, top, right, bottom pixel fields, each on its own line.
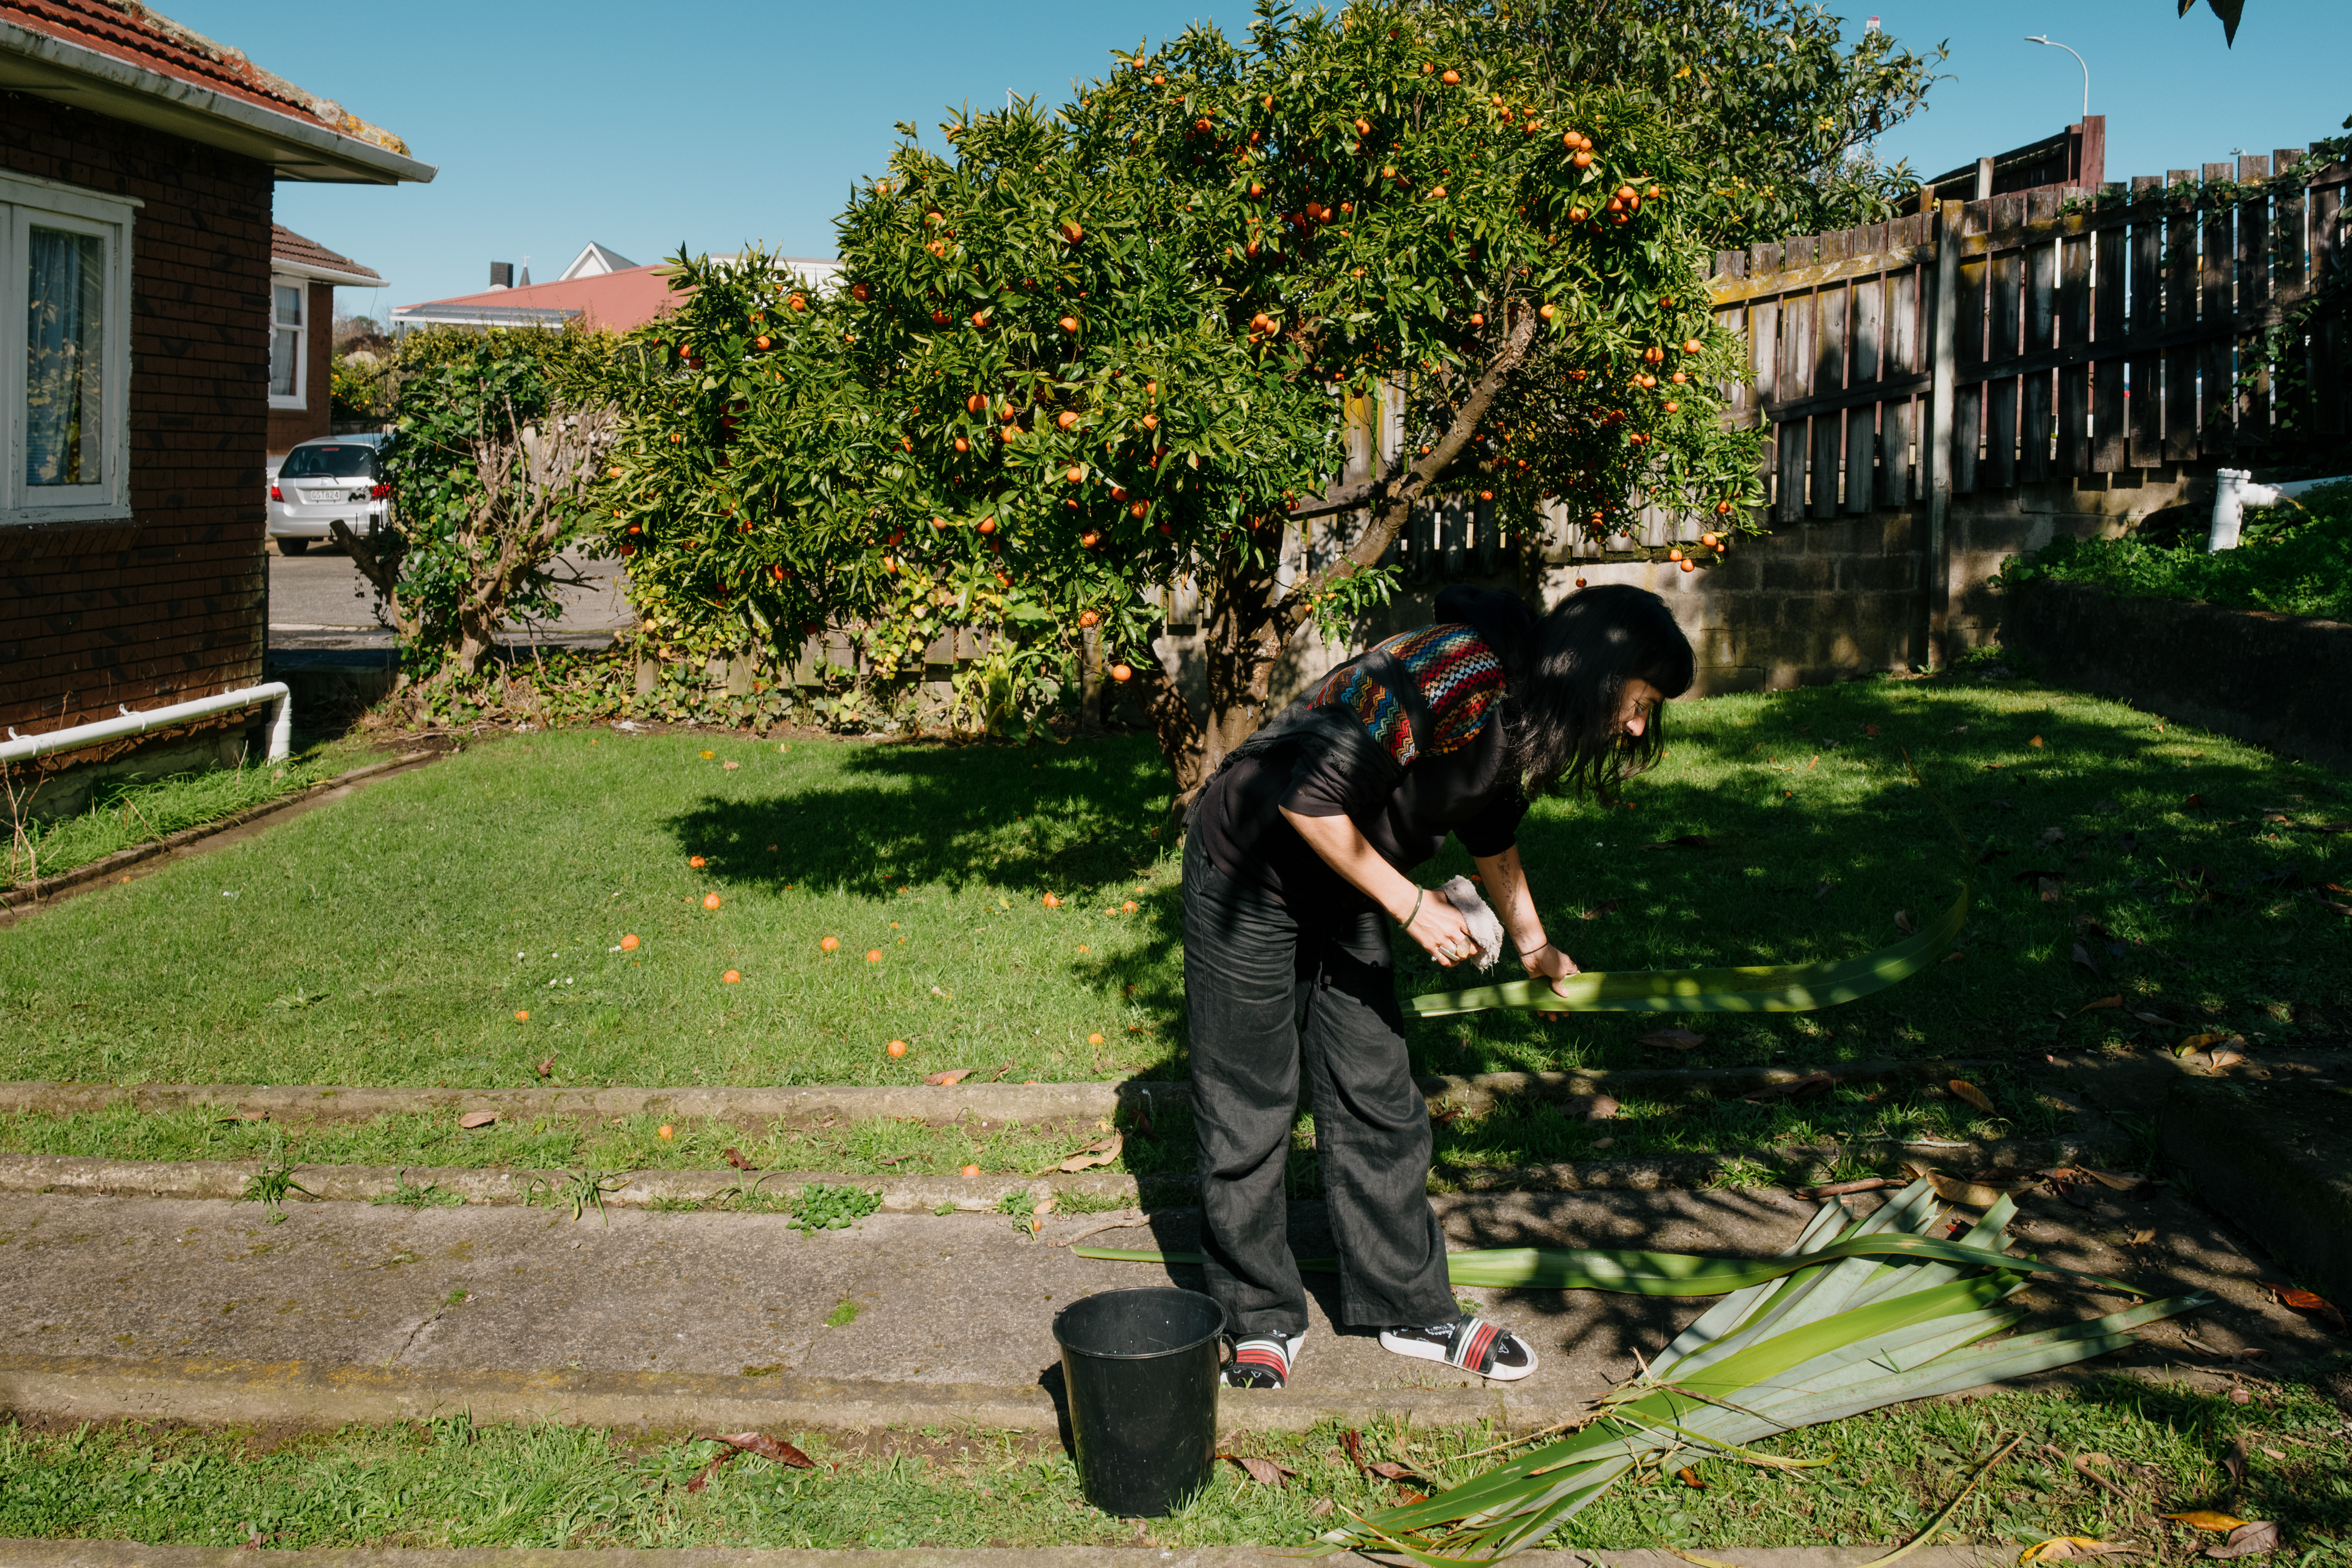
left=0, top=0, right=409, bottom=154
left=271, top=224, right=380, bottom=284
left=398, top=265, right=684, bottom=334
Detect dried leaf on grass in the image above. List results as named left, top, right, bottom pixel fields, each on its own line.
left=2021, top=1537, right=2136, bottom=1562
left=1581, top=899, right=1621, bottom=920
left=1057, top=1133, right=1123, bottom=1173
left=1343, top=1428, right=1426, bottom=1486
left=1219, top=1453, right=1296, bottom=1486
left=722, top=1147, right=754, bottom=1171
left=1638, top=1027, right=1706, bottom=1051
left=1309, top=1497, right=1335, bottom=1518
left=1809, top=1177, right=1893, bottom=1198
left=1901, top=1162, right=2027, bottom=1208
left=1893, top=909, right=1917, bottom=935
left=1949, top=1080, right=1997, bottom=1115
left=2166, top=1513, right=2250, bottom=1533
left=923, top=1068, right=976, bottom=1086
left=1744, top=1072, right=1833, bottom=1105
left=457, top=1110, right=497, bottom=1130
left=716, top=1431, right=815, bottom=1467
left=1676, top=1465, right=1706, bottom=1489
left=2077, top=995, right=2124, bottom=1013
left=2205, top=1522, right=2282, bottom=1559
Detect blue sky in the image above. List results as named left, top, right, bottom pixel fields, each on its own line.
left=195, top=0, right=2346, bottom=324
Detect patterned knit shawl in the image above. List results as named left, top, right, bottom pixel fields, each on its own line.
left=1310, top=624, right=1505, bottom=768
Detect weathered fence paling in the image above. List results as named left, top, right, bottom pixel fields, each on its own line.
left=1711, top=143, right=2351, bottom=518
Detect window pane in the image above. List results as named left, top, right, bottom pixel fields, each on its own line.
left=278, top=444, right=375, bottom=478
left=26, top=225, right=105, bottom=489
left=275, top=283, right=302, bottom=328
left=270, top=326, right=299, bottom=397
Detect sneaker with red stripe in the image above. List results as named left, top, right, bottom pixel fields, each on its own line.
left=1225, top=1329, right=1304, bottom=1390
left=1379, top=1313, right=1536, bottom=1381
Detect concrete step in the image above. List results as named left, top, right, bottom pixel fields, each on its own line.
left=0, top=1181, right=2330, bottom=1441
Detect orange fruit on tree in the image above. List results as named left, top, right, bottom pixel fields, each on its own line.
left=1440, top=69, right=1460, bottom=84
left=1539, top=303, right=1556, bottom=321
left=887, top=1040, right=908, bottom=1056
left=955, top=437, right=969, bottom=453
left=787, top=293, right=806, bottom=312
left=703, top=893, right=722, bottom=910
left=1060, top=220, right=1084, bottom=243
left=1065, top=466, right=1084, bottom=483
left=966, top=392, right=986, bottom=413
left=1110, top=664, right=1133, bottom=682
left=1078, top=609, right=1100, bottom=628
left=723, top=969, right=741, bottom=984
left=1058, top=315, right=1080, bottom=334
left=755, top=335, right=771, bottom=350
left=1683, top=338, right=1703, bottom=354
left=850, top=282, right=870, bottom=302
left=1574, top=576, right=1588, bottom=587
left=821, top=935, right=840, bottom=951
left=866, top=949, right=884, bottom=963
left=1058, top=411, right=1078, bottom=430
left=1679, top=558, right=1695, bottom=573
left=978, top=516, right=996, bottom=534
left=1668, top=547, right=1684, bottom=562
left=620, top=934, right=640, bottom=951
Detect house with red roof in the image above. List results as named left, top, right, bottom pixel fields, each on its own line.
left=394, top=248, right=840, bottom=334
left=268, top=224, right=381, bottom=460
left=0, top=0, right=429, bottom=804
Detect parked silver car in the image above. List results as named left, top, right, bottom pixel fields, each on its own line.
left=269, top=434, right=391, bottom=554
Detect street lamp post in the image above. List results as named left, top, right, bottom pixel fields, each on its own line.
left=2024, top=34, right=2090, bottom=119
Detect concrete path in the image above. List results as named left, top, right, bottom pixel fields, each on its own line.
left=266, top=547, right=630, bottom=649
left=0, top=1180, right=2330, bottom=1440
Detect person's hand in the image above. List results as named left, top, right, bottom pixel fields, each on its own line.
left=1401, top=890, right=1478, bottom=967
left=1522, top=943, right=1580, bottom=1019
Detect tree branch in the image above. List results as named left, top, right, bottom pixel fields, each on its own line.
left=1270, top=306, right=1541, bottom=638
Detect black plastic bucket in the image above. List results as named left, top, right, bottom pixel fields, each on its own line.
left=1051, top=1286, right=1225, bottom=1517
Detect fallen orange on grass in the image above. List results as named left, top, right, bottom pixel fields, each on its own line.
left=820, top=935, right=840, bottom=952
left=690, top=856, right=706, bottom=867
left=888, top=1040, right=908, bottom=1057
left=658, top=1125, right=674, bottom=1139
left=514, top=1010, right=529, bottom=1022
left=1088, top=1033, right=1106, bottom=1045
left=1122, top=900, right=1138, bottom=914
left=1043, top=893, right=1061, bottom=908
left=620, top=934, right=640, bottom=951
left=960, top=1164, right=981, bottom=1177
left=703, top=893, right=722, bottom=910
left=723, top=969, right=741, bottom=984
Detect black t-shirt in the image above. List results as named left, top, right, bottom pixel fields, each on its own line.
left=1195, top=624, right=1527, bottom=913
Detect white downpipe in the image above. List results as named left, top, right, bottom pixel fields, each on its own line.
left=0, top=682, right=291, bottom=768
left=2209, top=469, right=2351, bottom=551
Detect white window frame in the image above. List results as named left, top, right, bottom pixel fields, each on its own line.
left=268, top=273, right=307, bottom=411
left=0, top=170, right=135, bottom=527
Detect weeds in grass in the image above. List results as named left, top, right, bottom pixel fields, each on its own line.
left=526, top=1168, right=632, bottom=1225
left=786, top=1183, right=880, bottom=1233
left=237, top=1134, right=313, bottom=1218
left=370, top=1170, right=464, bottom=1209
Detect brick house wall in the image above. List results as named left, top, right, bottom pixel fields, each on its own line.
left=0, top=88, right=272, bottom=739
left=263, top=276, right=331, bottom=456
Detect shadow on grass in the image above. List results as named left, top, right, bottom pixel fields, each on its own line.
left=664, top=677, right=2349, bottom=1089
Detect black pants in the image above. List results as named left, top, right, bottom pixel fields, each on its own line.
left=1181, top=832, right=1457, bottom=1339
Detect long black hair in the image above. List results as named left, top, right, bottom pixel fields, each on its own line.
left=1437, top=582, right=1695, bottom=801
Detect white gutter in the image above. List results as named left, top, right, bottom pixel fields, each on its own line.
left=272, top=257, right=385, bottom=287
left=0, top=18, right=434, bottom=186
left=0, top=683, right=291, bottom=768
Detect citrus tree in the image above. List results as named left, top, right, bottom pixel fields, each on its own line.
left=598, top=0, right=1763, bottom=804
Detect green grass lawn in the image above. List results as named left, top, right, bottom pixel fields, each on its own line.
left=1, top=674, right=2344, bottom=1092
left=5, top=734, right=379, bottom=884
left=3, top=1370, right=2344, bottom=1552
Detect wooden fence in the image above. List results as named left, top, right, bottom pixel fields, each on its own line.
left=1710, top=145, right=2350, bottom=527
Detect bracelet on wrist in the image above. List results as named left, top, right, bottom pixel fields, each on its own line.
left=1518, top=940, right=1552, bottom=961
left=1400, top=888, right=1426, bottom=931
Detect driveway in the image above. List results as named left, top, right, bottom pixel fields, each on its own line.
left=267, top=542, right=632, bottom=651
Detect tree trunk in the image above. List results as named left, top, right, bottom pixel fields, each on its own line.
left=1132, top=309, right=1544, bottom=826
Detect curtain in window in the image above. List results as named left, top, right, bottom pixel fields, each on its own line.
left=26, top=225, right=104, bottom=488
left=270, top=283, right=301, bottom=399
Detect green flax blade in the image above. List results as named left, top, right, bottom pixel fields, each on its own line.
left=1071, top=1231, right=2144, bottom=1297
left=1409, top=879, right=1968, bottom=1017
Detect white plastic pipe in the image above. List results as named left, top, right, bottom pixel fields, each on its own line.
left=2209, top=468, right=2288, bottom=551
left=0, top=681, right=291, bottom=767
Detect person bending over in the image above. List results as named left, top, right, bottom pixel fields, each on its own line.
left=1183, top=583, right=1695, bottom=1390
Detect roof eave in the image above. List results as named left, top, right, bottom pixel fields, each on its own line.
left=0, top=18, right=434, bottom=185
left=272, top=257, right=383, bottom=286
